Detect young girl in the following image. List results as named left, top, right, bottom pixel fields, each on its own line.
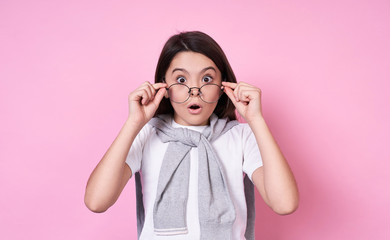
left=85, top=31, right=299, bottom=240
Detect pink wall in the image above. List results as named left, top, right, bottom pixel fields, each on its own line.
left=1, top=0, right=389, bottom=239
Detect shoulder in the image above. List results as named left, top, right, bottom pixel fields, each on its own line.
left=139, top=122, right=154, bottom=135
left=214, top=122, right=254, bottom=146
left=226, top=122, right=254, bottom=138
left=134, top=123, right=156, bottom=144
left=221, top=122, right=258, bottom=151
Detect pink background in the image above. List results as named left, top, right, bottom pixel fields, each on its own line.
left=1, top=0, right=389, bottom=239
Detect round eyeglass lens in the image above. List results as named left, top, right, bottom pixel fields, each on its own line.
left=199, top=84, right=222, bottom=103
left=168, top=84, right=190, bottom=103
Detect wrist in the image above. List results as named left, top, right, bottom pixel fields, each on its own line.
left=246, top=114, right=265, bottom=125
left=246, top=115, right=266, bottom=130
left=125, top=116, right=146, bottom=132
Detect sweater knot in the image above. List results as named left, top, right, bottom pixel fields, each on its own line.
left=174, top=128, right=202, bottom=147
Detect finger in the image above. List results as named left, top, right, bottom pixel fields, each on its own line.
left=239, top=87, right=262, bottom=101
left=151, top=87, right=166, bottom=106
left=141, top=82, right=155, bottom=101
left=130, top=82, right=157, bottom=105
left=237, top=82, right=262, bottom=94
left=129, top=89, right=147, bottom=105
left=150, top=83, right=168, bottom=101
left=224, top=86, right=239, bottom=104
left=139, top=88, right=152, bottom=105
left=223, top=82, right=253, bottom=102
left=236, top=82, right=253, bottom=88
left=239, top=90, right=251, bottom=102
left=146, top=84, right=156, bottom=101
left=233, top=84, right=241, bottom=102
left=221, top=81, right=237, bottom=89
left=152, top=82, right=168, bottom=90
left=235, top=83, right=260, bottom=102
left=224, top=87, right=249, bottom=113
left=150, top=82, right=168, bottom=98
left=140, top=89, right=151, bottom=105
left=129, top=88, right=147, bottom=102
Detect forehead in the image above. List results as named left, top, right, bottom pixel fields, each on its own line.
left=167, top=51, right=219, bottom=73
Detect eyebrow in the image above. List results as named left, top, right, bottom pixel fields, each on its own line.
left=172, top=66, right=217, bottom=74
left=172, top=68, right=189, bottom=74
left=201, top=66, right=217, bottom=74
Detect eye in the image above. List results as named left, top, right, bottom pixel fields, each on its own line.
left=202, top=76, right=213, bottom=83
left=176, top=76, right=186, bottom=84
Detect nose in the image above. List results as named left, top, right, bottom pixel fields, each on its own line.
left=189, top=87, right=202, bottom=97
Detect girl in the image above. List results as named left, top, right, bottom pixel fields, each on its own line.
left=85, top=31, right=299, bottom=240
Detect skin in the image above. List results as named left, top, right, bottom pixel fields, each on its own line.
left=164, top=51, right=222, bottom=126
left=223, top=81, right=299, bottom=214
left=84, top=51, right=299, bottom=216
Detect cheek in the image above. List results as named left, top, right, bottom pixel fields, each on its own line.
left=207, top=102, right=218, bottom=113
left=170, top=101, right=184, bottom=112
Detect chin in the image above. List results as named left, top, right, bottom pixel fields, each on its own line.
left=189, top=118, right=210, bottom=126
left=174, top=112, right=213, bottom=126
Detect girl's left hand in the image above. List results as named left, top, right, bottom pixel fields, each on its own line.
left=222, top=81, right=263, bottom=123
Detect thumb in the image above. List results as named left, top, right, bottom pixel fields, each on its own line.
left=151, top=87, right=166, bottom=106
left=224, top=87, right=247, bottom=115
left=224, top=87, right=238, bottom=106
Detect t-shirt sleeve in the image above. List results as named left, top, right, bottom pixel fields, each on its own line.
left=125, top=124, right=152, bottom=176
left=242, top=124, right=263, bottom=182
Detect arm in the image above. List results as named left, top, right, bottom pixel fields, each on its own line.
left=84, top=82, right=167, bottom=213
left=222, top=82, right=299, bottom=215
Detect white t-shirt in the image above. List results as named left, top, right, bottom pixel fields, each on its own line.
left=126, top=118, right=263, bottom=240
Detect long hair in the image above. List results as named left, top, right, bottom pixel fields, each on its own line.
left=154, top=31, right=237, bottom=120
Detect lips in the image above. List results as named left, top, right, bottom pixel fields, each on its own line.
left=187, top=103, right=202, bottom=114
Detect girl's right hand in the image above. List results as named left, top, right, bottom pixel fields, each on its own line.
left=127, top=81, right=167, bottom=128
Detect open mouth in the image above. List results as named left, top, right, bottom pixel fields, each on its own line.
left=189, top=104, right=200, bottom=110
left=187, top=103, right=202, bottom=113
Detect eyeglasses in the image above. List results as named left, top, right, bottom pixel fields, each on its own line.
left=166, top=83, right=224, bottom=103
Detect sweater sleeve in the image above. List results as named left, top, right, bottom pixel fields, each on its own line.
left=242, top=124, right=263, bottom=182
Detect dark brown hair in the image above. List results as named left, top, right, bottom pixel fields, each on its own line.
left=154, top=31, right=237, bottom=120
